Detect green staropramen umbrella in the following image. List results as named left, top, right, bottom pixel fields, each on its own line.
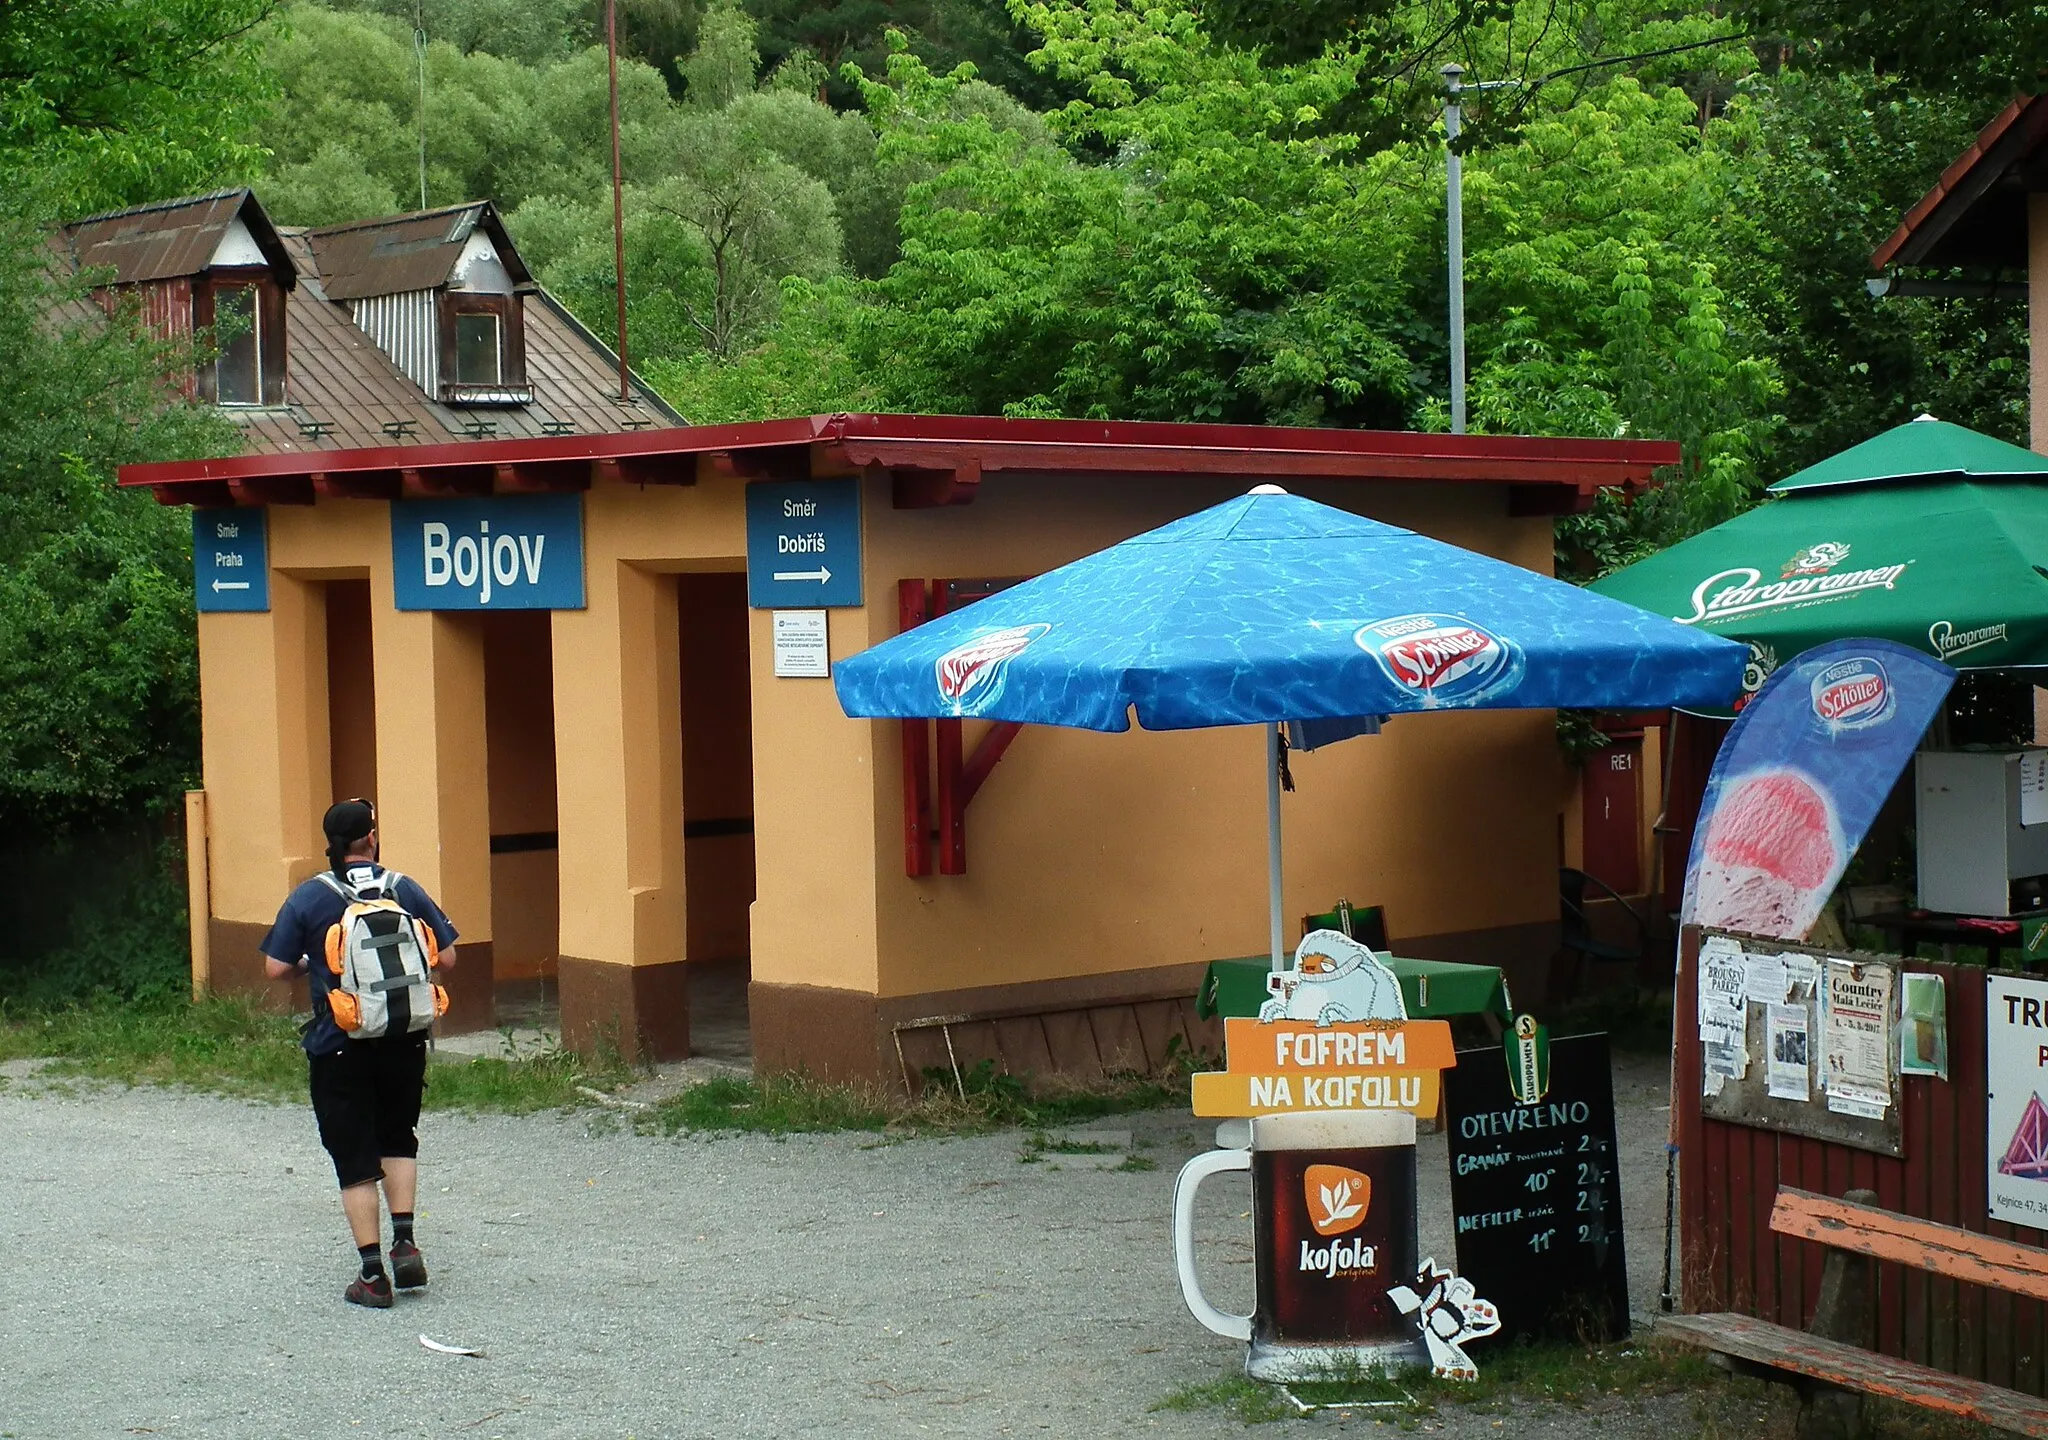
left=1590, top=418, right=2048, bottom=704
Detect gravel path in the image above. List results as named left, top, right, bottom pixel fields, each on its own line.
left=0, top=1054, right=1774, bottom=1440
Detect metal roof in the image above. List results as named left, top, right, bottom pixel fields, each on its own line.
left=305, top=202, right=533, bottom=301
left=1871, top=95, right=2048, bottom=272
left=119, top=413, right=1680, bottom=513
left=58, top=188, right=297, bottom=289
left=202, top=229, right=678, bottom=455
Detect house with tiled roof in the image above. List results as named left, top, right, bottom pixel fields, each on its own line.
left=54, top=188, right=682, bottom=450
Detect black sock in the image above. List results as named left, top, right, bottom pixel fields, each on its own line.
left=358, top=1243, right=385, bottom=1281
left=392, top=1212, right=415, bottom=1248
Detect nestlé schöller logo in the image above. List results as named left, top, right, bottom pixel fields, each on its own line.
left=1355, top=614, right=1524, bottom=707
left=1809, top=656, right=1895, bottom=732
left=933, top=624, right=1050, bottom=715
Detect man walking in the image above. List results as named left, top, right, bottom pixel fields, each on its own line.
left=263, top=799, right=458, bottom=1308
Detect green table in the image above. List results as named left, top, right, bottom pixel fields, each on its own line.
left=1195, top=954, right=1513, bottom=1023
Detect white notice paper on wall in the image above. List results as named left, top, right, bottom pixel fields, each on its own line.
left=2021, top=750, right=2048, bottom=828
left=1766, top=1003, right=1812, bottom=1101
left=772, top=609, right=830, bottom=678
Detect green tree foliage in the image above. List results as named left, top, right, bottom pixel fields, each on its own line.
left=0, top=219, right=238, bottom=830
left=1730, top=0, right=2048, bottom=97
left=1718, top=74, right=2028, bottom=473
left=0, top=0, right=276, bottom=213
left=257, top=3, right=674, bottom=223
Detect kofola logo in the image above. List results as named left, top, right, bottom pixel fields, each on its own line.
left=1680, top=540, right=1908, bottom=626
left=1355, top=614, right=1523, bottom=707
left=1809, top=656, right=1894, bottom=731
left=933, top=624, right=1049, bottom=714
left=1304, top=1164, right=1371, bottom=1237
left=1299, top=1163, right=1376, bottom=1277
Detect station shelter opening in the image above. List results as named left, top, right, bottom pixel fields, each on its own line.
left=127, top=414, right=1678, bottom=1082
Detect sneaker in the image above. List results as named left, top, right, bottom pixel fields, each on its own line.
left=345, top=1271, right=394, bottom=1308
left=389, top=1240, right=428, bottom=1290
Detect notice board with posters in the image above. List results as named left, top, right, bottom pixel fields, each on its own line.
left=1443, top=1032, right=1629, bottom=1344
left=1695, top=930, right=1904, bottom=1158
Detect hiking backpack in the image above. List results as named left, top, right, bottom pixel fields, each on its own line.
left=318, top=868, right=448, bottom=1038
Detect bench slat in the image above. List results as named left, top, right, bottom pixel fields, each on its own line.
left=1769, top=1187, right=2048, bottom=1303
left=1660, top=1312, right=2048, bottom=1436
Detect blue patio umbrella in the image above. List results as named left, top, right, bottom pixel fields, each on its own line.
left=836, top=487, right=1746, bottom=966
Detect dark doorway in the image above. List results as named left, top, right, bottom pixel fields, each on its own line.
left=678, top=572, right=754, bottom=1064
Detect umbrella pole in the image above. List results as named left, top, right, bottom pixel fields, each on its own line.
left=1267, top=723, right=1285, bottom=973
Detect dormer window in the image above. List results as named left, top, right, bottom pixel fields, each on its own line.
left=439, top=292, right=528, bottom=404
left=455, top=311, right=501, bottom=383
left=213, top=283, right=262, bottom=403
left=197, top=270, right=285, bottom=407
left=309, top=202, right=535, bottom=406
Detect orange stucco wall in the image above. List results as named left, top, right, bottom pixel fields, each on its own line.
left=850, top=473, right=1570, bottom=1000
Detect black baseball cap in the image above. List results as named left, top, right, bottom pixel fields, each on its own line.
left=322, top=799, right=376, bottom=845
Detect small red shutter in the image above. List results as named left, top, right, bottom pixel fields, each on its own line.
left=192, top=282, right=217, bottom=403
left=503, top=295, right=527, bottom=387
left=259, top=280, right=287, bottom=406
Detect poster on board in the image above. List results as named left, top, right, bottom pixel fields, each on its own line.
left=1987, top=973, right=2048, bottom=1230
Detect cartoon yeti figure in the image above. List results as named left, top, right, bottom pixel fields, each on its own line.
left=1258, top=930, right=1407, bottom=1027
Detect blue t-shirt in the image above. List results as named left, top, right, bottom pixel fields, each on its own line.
left=261, top=864, right=459, bottom=1055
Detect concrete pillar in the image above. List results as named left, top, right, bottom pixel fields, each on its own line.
left=2031, top=194, right=2048, bottom=455
left=195, top=572, right=328, bottom=999
left=552, top=560, right=689, bottom=1062
left=369, top=575, right=494, bottom=1033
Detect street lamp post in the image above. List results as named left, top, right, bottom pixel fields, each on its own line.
left=1441, top=64, right=1516, bottom=436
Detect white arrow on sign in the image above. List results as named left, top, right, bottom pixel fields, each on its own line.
left=211, top=579, right=251, bottom=592
left=772, top=566, right=833, bottom=584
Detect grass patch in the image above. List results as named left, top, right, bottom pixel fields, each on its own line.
left=642, top=1060, right=1188, bottom=1139
left=1158, top=1338, right=1724, bottom=1425
left=1291, top=1336, right=1720, bottom=1415
left=0, top=993, right=307, bottom=1099
left=2, top=1001, right=1190, bottom=1134
left=0, top=995, right=634, bottom=1112
left=1151, top=1376, right=1299, bottom=1424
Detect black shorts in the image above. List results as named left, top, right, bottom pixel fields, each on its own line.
left=308, top=1034, right=429, bottom=1189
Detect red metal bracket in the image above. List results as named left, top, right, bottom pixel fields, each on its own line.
left=900, top=580, right=933, bottom=877
left=899, top=574, right=1031, bottom=876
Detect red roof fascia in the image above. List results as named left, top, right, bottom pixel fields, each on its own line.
left=1871, top=95, right=2043, bottom=271
left=120, top=412, right=1678, bottom=506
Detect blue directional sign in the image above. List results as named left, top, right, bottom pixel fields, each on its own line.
left=746, top=479, right=863, bottom=609
left=193, top=508, right=269, bottom=612
left=391, top=494, right=585, bottom=611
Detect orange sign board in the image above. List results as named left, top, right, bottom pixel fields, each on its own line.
left=1224, top=1018, right=1456, bottom=1073
left=1192, top=1067, right=1443, bottom=1117
left=1191, top=1018, right=1456, bottom=1118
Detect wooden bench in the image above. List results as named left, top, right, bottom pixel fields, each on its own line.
left=1659, top=1187, right=2048, bottom=1437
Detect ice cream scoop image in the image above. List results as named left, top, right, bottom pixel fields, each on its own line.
left=1691, top=769, right=1840, bottom=940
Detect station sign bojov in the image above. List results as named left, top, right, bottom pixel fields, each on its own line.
left=392, top=495, right=586, bottom=610
left=193, top=496, right=590, bottom=613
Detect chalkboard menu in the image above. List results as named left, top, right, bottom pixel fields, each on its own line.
left=1443, top=1032, right=1629, bottom=1344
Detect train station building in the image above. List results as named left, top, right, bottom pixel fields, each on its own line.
left=126, top=411, right=1677, bottom=1082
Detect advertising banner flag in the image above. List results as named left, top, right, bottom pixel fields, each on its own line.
left=1681, top=638, right=1953, bottom=940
